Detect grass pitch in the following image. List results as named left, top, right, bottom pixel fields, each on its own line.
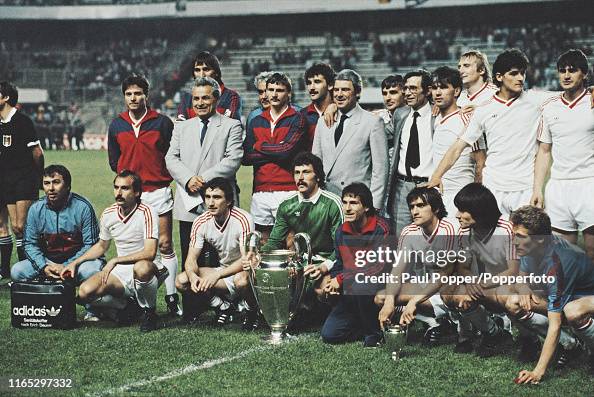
left=0, top=151, right=592, bottom=396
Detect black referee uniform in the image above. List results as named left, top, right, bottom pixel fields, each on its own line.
left=0, top=108, right=41, bottom=205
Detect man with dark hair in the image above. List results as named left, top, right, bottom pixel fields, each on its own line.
left=177, top=51, right=242, bottom=121
left=378, top=187, right=456, bottom=346
left=243, top=72, right=308, bottom=243
left=313, top=69, right=388, bottom=211
left=321, top=183, right=390, bottom=347
left=457, top=50, right=497, bottom=107
left=108, top=73, right=181, bottom=317
left=176, top=177, right=255, bottom=328
left=428, top=49, right=555, bottom=218
left=166, top=77, right=243, bottom=266
left=441, top=183, right=516, bottom=356
left=431, top=66, right=485, bottom=220
left=64, top=170, right=166, bottom=332
left=302, top=62, right=336, bottom=147
left=505, top=206, right=593, bottom=383
left=252, top=152, right=343, bottom=329
left=386, top=69, right=435, bottom=236
left=0, top=81, right=44, bottom=264
left=375, top=75, right=407, bottom=168
left=11, top=165, right=102, bottom=292
left=533, top=49, right=594, bottom=261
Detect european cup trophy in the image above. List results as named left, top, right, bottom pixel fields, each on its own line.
left=246, top=231, right=312, bottom=344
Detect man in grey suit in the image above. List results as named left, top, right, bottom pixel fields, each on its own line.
left=312, top=69, right=388, bottom=211
left=165, top=77, right=243, bottom=266
left=386, top=69, right=436, bottom=237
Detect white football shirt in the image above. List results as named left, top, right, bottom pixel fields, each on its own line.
left=457, top=218, right=517, bottom=275
left=189, top=207, right=254, bottom=267
left=433, top=109, right=485, bottom=193
left=100, top=202, right=160, bottom=265
left=457, top=82, right=498, bottom=108
left=538, top=89, right=594, bottom=180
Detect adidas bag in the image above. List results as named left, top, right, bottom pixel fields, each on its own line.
left=10, top=279, right=77, bottom=329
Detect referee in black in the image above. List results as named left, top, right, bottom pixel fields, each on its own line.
left=0, top=82, right=44, bottom=268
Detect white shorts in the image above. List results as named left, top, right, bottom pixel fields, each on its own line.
left=487, top=186, right=532, bottom=219
left=545, top=178, right=594, bottom=232
left=142, top=187, right=173, bottom=215
left=250, top=191, right=296, bottom=226
left=216, top=266, right=238, bottom=300
left=111, top=263, right=165, bottom=298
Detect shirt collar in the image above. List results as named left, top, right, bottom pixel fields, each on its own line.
left=0, top=107, right=17, bottom=123
left=342, top=215, right=378, bottom=235
left=410, top=101, right=431, bottom=118
left=297, top=187, right=322, bottom=204
left=338, top=105, right=357, bottom=119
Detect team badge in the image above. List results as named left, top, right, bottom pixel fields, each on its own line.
left=224, top=109, right=231, bottom=117
left=2, top=135, right=11, bottom=147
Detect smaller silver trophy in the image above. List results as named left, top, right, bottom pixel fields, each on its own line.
left=384, top=324, right=408, bottom=360
left=246, top=231, right=312, bottom=344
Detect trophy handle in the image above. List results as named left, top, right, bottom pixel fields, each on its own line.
left=245, top=231, right=262, bottom=309
left=292, top=233, right=312, bottom=266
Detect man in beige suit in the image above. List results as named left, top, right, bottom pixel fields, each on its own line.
left=165, top=77, right=243, bottom=266
left=312, top=69, right=388, bottom=211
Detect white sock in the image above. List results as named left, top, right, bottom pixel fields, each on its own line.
left=461, top=303, right=499, bottom=336
left=161, top=252, right=179, bottom=295
left=575, top=317, right=594, bottom=349
left=90, top=295, right=127, bottom=310
left=519, top=311, right=577, bottom=349
left=416, top=313, right=439, bottom=329
left=134, top=276, right=158, bottom=309
left=209, top=295, right=230, bottom=310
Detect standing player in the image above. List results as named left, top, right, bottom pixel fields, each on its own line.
left=63, top=170, right=166, bottom=332
left=430, top=66, right=485, bottom=219
left=532, top=49, right=594, bottom=260
left=0, top=81, right=44, bottom=263
left=108, top=74, right=181, bottom=317
left=176, top=178, right=256, bottom=328
left=457, top=50, right=498, bottom=108
left=377, top=187, right=456, bottom=345
left=377, top=75, right=407, bottom=163
left=506, top=206, right=593, bottom=383
left=177, top=51, right=242, bottom=121
left=301, top=63, right=336, bottom=147
left=243, top=72, right=308, bottom=242
left=427, top=49, right=552, bottom=218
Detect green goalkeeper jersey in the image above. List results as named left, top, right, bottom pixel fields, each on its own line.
left=263, top=189, right=344, bottom=262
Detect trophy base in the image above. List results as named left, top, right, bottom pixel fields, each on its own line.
left=262, top=331, right=296, bottom=345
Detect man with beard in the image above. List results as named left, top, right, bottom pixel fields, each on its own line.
left=0, top=81, right=44, bottom=264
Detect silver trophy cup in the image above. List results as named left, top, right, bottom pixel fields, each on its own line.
left=246, top=232, right=312, bottom=344
left=384, top=324, right=408, bottom=360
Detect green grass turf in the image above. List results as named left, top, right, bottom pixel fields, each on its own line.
left=0, top=151, right=593, bottom=396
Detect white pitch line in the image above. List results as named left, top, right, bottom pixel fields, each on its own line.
left=87, top=335, right=310, bottom=397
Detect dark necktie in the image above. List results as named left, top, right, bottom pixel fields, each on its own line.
left=405, top=111, right=420, bottom=177
left=334, top=114, right=349, bottom=146
left=200, top=118, right=209, bottom=145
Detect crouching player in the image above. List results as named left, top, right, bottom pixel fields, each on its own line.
left=61, top=170, right=166, bottom=332
left=321, top=183, right=391, bottom=347
left=506, top=206, right=590, bottom=384
left=176, top=178, right=256, bottom=329
left=441, top=183, right=516, bottom=356
left=377, top=187, right=457, bottom=345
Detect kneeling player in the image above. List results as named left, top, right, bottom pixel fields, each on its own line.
left=377, top=187, right=456, bottom=346
left=321, top=183, right=390, bottom=347
left=507, top=206, right=589, bottom=384
left=62, top=170, right=166, bottom=332
left=175, top=178, right=256, bottom=328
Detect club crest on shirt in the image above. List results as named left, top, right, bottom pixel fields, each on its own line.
left=224, top=109, right=231, bottom=117
left=2, top=135, right=11, bottom=147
